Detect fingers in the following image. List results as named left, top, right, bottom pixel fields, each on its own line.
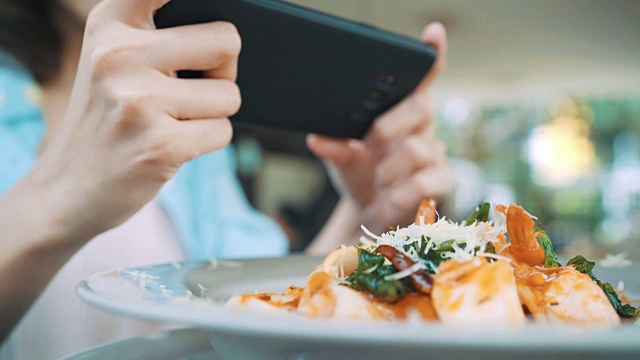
left=169, top=117, right=234, bottom=162
left=388, top=163, right=452, bottom=210
left=376, top=134, right=446, bottom=186
left=366, top=90, right=434, bottom=148
left=86, top=2, right=242, bottom=130
left=306, top=134, right=364, bottom=167
left=92, top=3, right=241, bottom=80
left=152, top=22, right=241, bottom=80
left=363, top=22, right=446, bottom=165
left=365, top=22, right=446, bottom=147
left=416, top=22, right=448, bottom=91
left=164, top=78, right=241, bottom=120
left=92, top=0, right=172, bottom=29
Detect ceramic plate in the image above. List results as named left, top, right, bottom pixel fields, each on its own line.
left=77, top=255, right=640, bottom=360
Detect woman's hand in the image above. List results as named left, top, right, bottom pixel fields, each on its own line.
left=29, top=0, right=241, bottom=245
left=0, top=0, right=242, bottom=341
left=307, top=22, right=451, bottom=241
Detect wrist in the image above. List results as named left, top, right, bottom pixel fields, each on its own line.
left=0, top=171, right=91, bottom=341
left=0, top=171, right=92, bottom=261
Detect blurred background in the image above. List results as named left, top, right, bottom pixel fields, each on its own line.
left=232, top=0, right=640, bottom=257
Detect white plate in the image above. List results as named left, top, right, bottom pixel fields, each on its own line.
left=77, top=255, right=640, bottom=360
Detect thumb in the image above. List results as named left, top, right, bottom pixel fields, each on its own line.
left=415, top=22, right=448, bottom=91
left=306, top=134, right=363, bottom=167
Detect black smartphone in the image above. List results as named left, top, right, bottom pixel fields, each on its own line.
left=155, top=0, right=436, bottom=139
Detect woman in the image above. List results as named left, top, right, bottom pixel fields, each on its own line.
left=0, top=0, right=451, bottom=358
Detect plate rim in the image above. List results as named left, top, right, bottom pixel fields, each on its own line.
left=76, top=257, right=640, bottom=353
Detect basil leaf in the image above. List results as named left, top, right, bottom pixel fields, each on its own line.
left=375, top=265, right=398, bottom=277
left=598, top=281, right=640, bottom=319
left=465, top=203, right=491, bottom=226
left=419, top=236, right=429, bottom=257
left=346, top=249, right=408, bottom=303
left=422, top=239, right=455, bottom=269
left=357, top=248, right=385, bottom=273
left=347, top=262, right=408, bottom=303
left=567, top=255, right=596, bottom=274
left=538, top=231, right=560, bottom=267
left=348, top=273, right=407, bottom=303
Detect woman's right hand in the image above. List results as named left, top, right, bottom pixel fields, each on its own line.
left=28, top=0, right=241, bottom=245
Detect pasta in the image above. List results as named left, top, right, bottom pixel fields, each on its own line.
left=227, top=200, right=638, bottom=327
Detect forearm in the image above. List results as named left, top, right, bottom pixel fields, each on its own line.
left=0, top=173, right=86, bottom=343
left=305, top=198, right=362, bottom=256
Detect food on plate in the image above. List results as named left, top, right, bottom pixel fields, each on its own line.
left=227, top=200, right=638, bottom=327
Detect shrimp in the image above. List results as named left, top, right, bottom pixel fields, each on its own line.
left=297, top=271, right=388, bottom=320
left=317, top=245, right=359, bottom=278
left=431, top=257, right=526, bottom=327
left=415, top=198, right=437, bottom=225
left=392, top=294, right=439, bottom=322
left=513, top=263, right=620, bottom=327
left=497, top=203, right=546, bottom=266
left=227, top=245, right=360, bottom=315
left=226, top=285, right=304, bottom=314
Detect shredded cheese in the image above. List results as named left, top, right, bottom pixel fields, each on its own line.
left=361, top=208, right=506, bottom=264
left=363, top=264, right=379, bottom=274
left=384, top=262, right=426, bottom=281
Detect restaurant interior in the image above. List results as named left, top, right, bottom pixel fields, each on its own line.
left=232, top=0, right=640, bottom=259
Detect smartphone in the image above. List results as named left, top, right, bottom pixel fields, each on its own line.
left=155, top=0, right=436, bottom=139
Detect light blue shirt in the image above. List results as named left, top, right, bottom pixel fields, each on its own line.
left=0, top=53, right=288, bottom=260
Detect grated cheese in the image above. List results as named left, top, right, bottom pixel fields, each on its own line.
left=361, top=206, right=506, bottom=264
left=362, top=264, right=379, bottom=274
left=384, top=262, right=426, bottom=281
left=358, top=236, right=377, bottom=247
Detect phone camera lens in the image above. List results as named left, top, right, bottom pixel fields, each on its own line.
left=376, top=74, right=396, bottom=85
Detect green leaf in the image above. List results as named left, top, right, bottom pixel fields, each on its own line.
left=375, top=265, right=398, bottom=277
left=598, top=281, right=640, bottom=319
left=465, top=203, right=491, bottom=226
left=566, top=255, right=596, bottom=275
left=567, top=255, right=638, bottom=321
left=351, top=273, right=407, bottom=303
left=419, top=236, right=429, bottom=257
left=356, top=248, right=385, bottom=273
left=538, top=231, right=560, bottom=267
left=345, top=248, right=409, bottom=303
left=422, top=239, right=455, bottom=269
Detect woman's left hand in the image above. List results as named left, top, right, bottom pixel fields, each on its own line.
left=307, top=22, right=451, bottom=235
